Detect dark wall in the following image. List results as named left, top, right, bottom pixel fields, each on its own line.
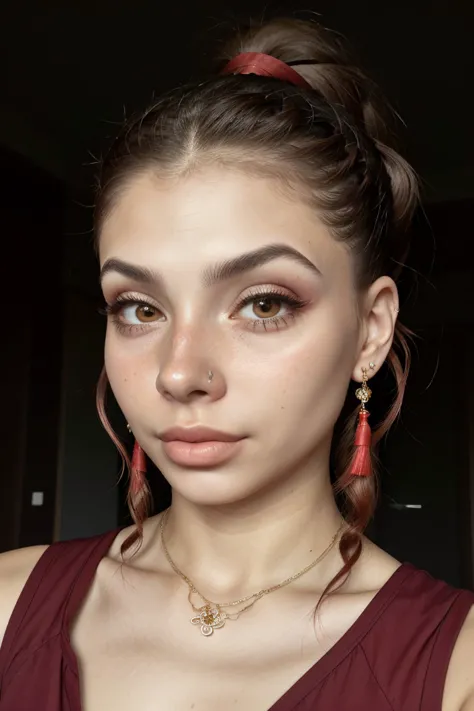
left=0, top=146, right=64, bottom=551
left=375, top=325, right=472, bottom=587
left=374, top=200, right=474, bottom=588
left=55, top=200, right=120, bottom=541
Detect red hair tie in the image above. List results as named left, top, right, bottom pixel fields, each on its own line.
left=222, top=52, right=311, bottom=89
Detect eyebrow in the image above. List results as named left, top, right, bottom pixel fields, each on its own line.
left=203, top=243, right=321, bottom=285
left=100, top=243, right=321, bottom=287
left=100, top=259, right=159, bottom=285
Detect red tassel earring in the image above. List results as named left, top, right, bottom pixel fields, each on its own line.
left=127, top=425, right=147, bottom=495
left=349, top=363, right=375, bottom=477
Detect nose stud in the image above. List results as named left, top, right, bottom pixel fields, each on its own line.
left=208, top=370, right=214, bottom=383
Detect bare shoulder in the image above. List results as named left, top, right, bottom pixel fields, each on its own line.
left=443, top=603, right=474, bottom=711
left=106, top=514, right=163, bottom=566
left=0, top=545, right=49, bottom=647
left=351, top=537, right=402, bottom=592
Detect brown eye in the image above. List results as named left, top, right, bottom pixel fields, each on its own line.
left=252, top=297, right=282, bottom=319
left=118, top=302, right=164, bottom=325
left=234, top=289, right=305, bottom=328
left=135, top=304, right=160, bottom=322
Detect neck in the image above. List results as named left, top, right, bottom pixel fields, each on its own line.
left=161, top=463, right=344, bottom=601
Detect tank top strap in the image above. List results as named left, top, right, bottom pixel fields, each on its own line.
left=420, top=587, right=474, bottom=710
left=0, top=528, right=121, bottom=687
left=359, top=565, right=474, bottom=711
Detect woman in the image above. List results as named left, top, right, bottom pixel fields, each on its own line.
left=0, top=16, right=473, bottom=711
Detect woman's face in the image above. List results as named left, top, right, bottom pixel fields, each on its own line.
left=99, top=168, right=381, bottom=506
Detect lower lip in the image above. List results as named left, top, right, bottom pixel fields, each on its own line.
left=162, top=440, right=244, bottom=467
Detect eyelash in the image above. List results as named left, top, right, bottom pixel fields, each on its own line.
left=102, top=288, right=307, bottom=335
left=233, top=287, right=307, bottom=331
left=101, top=294, right=158, bottom=336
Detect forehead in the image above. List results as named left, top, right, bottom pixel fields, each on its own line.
left=99, top=168, right=348, bottom=274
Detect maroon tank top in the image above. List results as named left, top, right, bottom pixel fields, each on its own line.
left=0, top=529, right=473, bottom=711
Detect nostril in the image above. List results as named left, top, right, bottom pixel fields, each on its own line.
left=188, top=389, right=208, bottom=399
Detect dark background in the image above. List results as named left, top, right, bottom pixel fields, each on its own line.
left=0, top=1, right=473, bottom=589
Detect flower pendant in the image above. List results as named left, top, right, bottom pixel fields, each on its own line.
left=191, top=605, right=226, bottom=636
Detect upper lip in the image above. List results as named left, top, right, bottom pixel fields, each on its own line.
left=159, top=427, right=243, bottom=443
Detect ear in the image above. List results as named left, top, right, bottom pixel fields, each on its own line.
left=352, top=276, right=399, bottom=381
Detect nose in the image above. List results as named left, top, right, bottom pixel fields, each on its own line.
left=155, top=329, right=226, bottom=404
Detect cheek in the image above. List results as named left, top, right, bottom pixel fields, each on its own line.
left=249, top=314, right=359, bottom=430
left=104, top=328, right=147, bottom=411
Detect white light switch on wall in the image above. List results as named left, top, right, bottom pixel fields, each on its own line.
left=31, top=491, right=44, bottom=506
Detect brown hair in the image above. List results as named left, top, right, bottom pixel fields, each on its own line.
left=95, top=18, right=417, bottom=593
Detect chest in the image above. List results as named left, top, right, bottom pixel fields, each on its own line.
left=77, top=648, right=309, bottom=711
left=71, top=586, right=345, bottom=711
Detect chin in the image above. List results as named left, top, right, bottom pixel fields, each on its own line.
left=161, top=466, right=268, bottom=508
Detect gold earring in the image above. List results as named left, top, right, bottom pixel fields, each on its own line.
left=355, top=364, right=374, bottom=411
left=350, top=364, right=375, bottom=477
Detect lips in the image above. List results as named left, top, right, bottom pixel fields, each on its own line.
left=159, top=427, right=245, bottom=467
left=159, top=427, right=242, bottom=444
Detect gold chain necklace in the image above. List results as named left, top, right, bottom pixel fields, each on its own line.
left=159, top=509, right=344, bottom=636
